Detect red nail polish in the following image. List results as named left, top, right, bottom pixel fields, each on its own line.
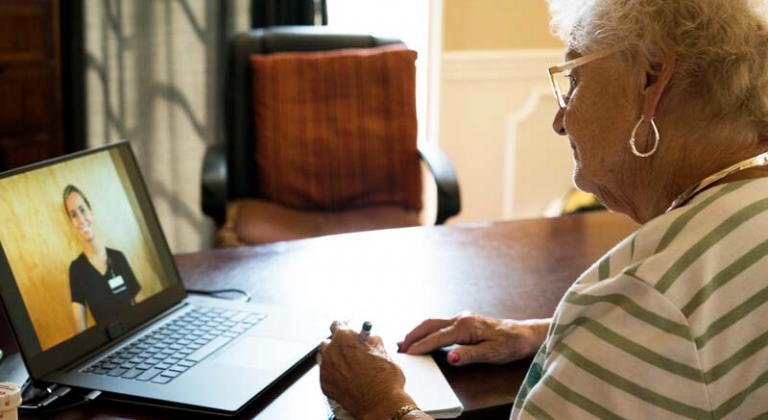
left=449, top=352, right=460, bottom=364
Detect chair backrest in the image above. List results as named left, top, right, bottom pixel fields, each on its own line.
left=223, top=25, right=402, bottom=201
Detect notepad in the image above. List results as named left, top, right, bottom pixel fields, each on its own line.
left=328, top=352, right=464, bottom=419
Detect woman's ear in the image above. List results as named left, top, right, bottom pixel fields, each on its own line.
left=641, top=48, right=676, bottom=117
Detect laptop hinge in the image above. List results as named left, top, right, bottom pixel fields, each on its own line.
left=106, top=322, right=126, bottom=340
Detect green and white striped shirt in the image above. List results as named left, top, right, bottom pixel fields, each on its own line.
left=511, top=178, right=768, bottom=419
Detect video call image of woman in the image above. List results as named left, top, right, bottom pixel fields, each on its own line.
left=63, top=185, right=144, bottom=332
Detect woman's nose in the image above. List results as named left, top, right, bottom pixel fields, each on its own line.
left=552, top=106, right=567, bottom=136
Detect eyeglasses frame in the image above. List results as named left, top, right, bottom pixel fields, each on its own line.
left=547, top=46, right=626, bottom=109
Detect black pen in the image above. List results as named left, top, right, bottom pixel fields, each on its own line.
left=359, top=321, right=372, bottom=340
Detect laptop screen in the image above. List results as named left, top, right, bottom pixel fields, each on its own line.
left=0, top=142, right=187, bottom=378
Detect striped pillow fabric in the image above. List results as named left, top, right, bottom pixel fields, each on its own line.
left=249, top=44, right=422, bottom=212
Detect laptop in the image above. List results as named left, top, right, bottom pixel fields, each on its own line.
left=0, top=141, right=329, bottom=415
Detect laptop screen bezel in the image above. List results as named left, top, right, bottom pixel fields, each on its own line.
left=0, top=141, right=189, bottom=380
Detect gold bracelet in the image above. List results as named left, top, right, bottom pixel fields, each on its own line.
left=388, top=404, right=420, bottom=420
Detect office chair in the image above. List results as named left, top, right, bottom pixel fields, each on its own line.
left=201, top=26, right=460, bottom=246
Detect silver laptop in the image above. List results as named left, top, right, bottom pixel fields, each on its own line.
left=0, top=141, right=328, bottom=415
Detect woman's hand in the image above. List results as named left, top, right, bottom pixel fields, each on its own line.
left=318, top=321, right=419, bottom=420
left=397, top=312, right=551, bottom=366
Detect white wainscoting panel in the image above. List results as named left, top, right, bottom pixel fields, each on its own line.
left=440, top=50, right=576, bottom=223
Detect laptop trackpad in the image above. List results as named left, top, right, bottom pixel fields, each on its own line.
left=212, top=336, right=308, bottom=371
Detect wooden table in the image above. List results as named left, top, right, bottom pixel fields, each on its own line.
left=7, top=211, right=638, bottom=419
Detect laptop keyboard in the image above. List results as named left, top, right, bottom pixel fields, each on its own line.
left=81, top=306, right=266, bottom=384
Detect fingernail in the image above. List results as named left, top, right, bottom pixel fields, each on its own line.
left=449, top=352, right=460, bottom=364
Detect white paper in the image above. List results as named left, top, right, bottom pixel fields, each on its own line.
left=329, top=352, right=463, bottom=419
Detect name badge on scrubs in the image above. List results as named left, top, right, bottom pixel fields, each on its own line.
left=108, top=275, right=127, bottom=295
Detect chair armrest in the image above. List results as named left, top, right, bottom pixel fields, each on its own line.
left=418, top=142, right=461, bottom=225
left=201, top=143, right=228, bottom=226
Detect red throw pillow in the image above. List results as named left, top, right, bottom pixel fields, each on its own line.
left=249, top=44, right=422, bottom=211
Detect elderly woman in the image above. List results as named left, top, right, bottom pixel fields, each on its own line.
left=319, top=0, right=768, bottom=419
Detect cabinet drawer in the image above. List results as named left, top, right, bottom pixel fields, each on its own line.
left=0, top=66, right=54, bottom=134
left=0, top=135, right=52, bottom=172
left=0, top=2, right=52, bottom=62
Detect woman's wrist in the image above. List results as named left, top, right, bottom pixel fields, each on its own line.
left=524, top=318, right=552, bottom=347
left=503, top=317, right=552, bottom=356
left=400, top=412, right=432, bottom=420
left=360, top=390, right=417, bottom=420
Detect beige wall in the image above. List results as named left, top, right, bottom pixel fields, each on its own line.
left=439, top=1, right=574, bottom=224
left=443, top=0, right=563, bottom=51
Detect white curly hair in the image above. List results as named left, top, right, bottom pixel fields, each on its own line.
left=548, top=0, right=768, bottom=137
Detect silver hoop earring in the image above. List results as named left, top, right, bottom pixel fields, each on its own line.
left=629, top=116, right=660, bottom=158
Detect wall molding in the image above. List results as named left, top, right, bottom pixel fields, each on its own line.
left=442, top=49, right=562, bottom=81
left=503, top=88, right=551, bottom=219
left=439, top=48, right=573, bottom=223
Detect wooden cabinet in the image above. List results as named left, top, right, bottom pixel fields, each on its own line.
left=0, top=0, right=63, bottom=171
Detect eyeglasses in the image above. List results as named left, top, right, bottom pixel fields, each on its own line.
left=547, top=46, right=625, bottom=109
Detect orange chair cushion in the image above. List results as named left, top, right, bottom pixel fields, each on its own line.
left=249, top=44, right=422, bottom=212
